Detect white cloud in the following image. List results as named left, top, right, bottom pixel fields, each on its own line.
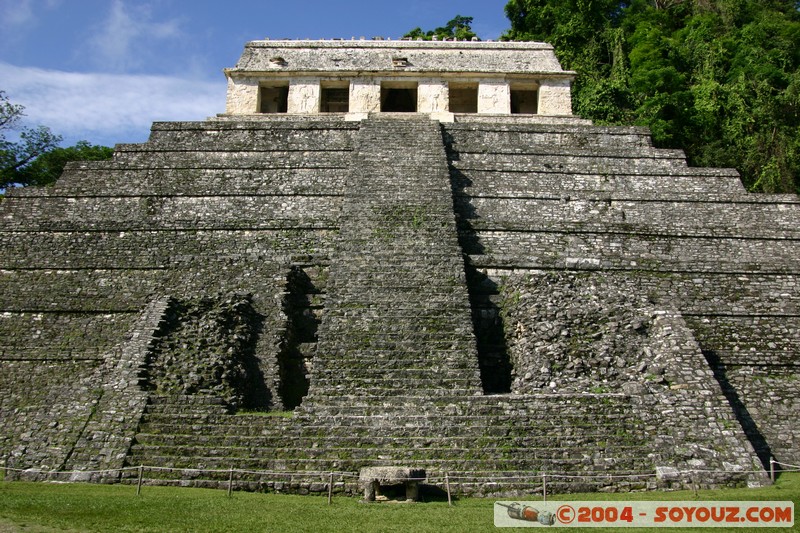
left=88, top=0, right=184, bottom=72
left=0, top=0, right=62, bottom=30
left=0, top=0, right=35, bottom=29
left=0, top=62, right=225, bottom=145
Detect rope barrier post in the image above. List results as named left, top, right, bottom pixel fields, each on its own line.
left=542, top=472, right=547, bottom=503
left=445, top=472, right=452, bottom=506
left=327, top=472, right=334, bottom=505
left=136, top=465, right=144, bottom=496
left=227, top=467, right=234, bottom=498
left=770, top=458, right=776, bottom=482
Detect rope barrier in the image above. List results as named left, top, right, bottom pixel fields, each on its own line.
left=3, top=466, right=137, bottom=475
left=4, top=466, right=774, bottom=479
left=3, top=464, right=782, bottom=490
left=428, top=467, right=767, bottom=482
left=773, top=460, right=800, bottom=471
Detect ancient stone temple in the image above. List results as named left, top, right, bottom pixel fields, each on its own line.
left=1, top=39, right=798, bottom=496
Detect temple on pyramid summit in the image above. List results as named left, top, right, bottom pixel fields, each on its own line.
left=1, top=38, right=797, bottom=497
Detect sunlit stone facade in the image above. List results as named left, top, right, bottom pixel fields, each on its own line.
left=223, top=39, right=577, bottom=121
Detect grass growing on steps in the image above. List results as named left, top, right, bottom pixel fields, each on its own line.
left=0, top=474, right=797, bottom=533
left=234, top=409, right=294, bottom=418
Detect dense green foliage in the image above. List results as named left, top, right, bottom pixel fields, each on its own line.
left=1, top=475, right=798, bottom=532
left=14, top=141, right=114, bottom=188
left=503, top=0, right=800, bottom=193
left=404, top=15, right=478, bottom=41
left=0, top=91, right=113, bottom=190
left=0, top=91, right=62, bottom=189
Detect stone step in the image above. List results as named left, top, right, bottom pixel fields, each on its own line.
left=307, top=377, right=479, bottom=388
left=136, top=411, right=644, bottom=432
left=452, top=174, right=747, bottom=200
left=127, top=443, right=648, bottom=463
left=443, top=123, right=654, bottom=147
left=317, top=322, right=473, bottom=336
left=50, top=167, right=350, bottom=197
left=325, top=269, right=466, bottom=280
left=312, top=342, right=475, bottom=355
left=123, top=450, right=653, bottom=472
left=304, top=387, right=482, bottom=398
left=134, top=423, right=642, bottom=446
left=452, top=155, right=687, bottom=175
left=313, top=357, right=479, bottom=371
left=309, top=372, right=480, bottom=385
left=110, top=149, right=354, bottom=168
left=142, top=397, right=637, bottom=418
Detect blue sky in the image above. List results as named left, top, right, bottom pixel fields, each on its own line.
left=0, top=0, right=511, bottom=147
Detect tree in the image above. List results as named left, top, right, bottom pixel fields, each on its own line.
left=1, top=91, right=113, bottom=190
left=403, top=15, right=478, bottom=41
left=16, top=141, right=114, bottom=187
left=1, top=91, right=62, bottom=189
left=502, top=0, right=800, bottom=193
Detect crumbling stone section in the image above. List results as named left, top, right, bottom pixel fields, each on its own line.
left=498, top=272, right=660, bottom=394
left=145, top=293, right=265, bottom=410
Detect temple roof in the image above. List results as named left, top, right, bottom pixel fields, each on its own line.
left=227, top=40, right=576, bottom=78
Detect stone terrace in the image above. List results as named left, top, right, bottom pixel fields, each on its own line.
left=0, top=113, right=794, bottom=494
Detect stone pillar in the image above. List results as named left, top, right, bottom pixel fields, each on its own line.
left=538, top=78, right=573, bottom=116
left=287, top=79, right=320, bottom=114
left=418, top=79, right=448, bottom=113
left=478, top=80, right=511, bottom=114
left=225, top=76, right=259, bottom=114
left=406, top=480, right=420, bottom=501
left=349, top=79, right=381, bottom=114
left=363, top=480, right=379, bottom=502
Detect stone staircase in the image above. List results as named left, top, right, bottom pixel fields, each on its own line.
left=125, top=393, right=653, bottom=494
left=305, top=115, right=483, bottom=400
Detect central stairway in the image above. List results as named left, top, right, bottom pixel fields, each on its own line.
left=305, top=115, right=483, bottom=401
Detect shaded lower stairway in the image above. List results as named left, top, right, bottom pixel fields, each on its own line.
left=125, top=393, right=654, bottom=495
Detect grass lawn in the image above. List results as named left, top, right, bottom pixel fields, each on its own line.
left=0, top=474, right=797, bottom=532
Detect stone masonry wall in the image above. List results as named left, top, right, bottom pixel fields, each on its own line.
left=0, top=117, right=357, bottom=475
left=445, top=120, right=799, bottom=470
left=0, top=114, right=794, bottom=493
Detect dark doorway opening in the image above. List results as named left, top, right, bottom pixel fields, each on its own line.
left=510, top=88, right=539, bottom=114
left=276, top=266, right=321, bottom=409
left=321, top=85, right=349, bottom=112
left=259, top=85, right=289, bottom=113
left=449, top=83, right=478, bottom=113
left=381, top=84, right=418, bottom=112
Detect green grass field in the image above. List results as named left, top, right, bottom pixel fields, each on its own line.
left=0, top=474, right=797, bottom=532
